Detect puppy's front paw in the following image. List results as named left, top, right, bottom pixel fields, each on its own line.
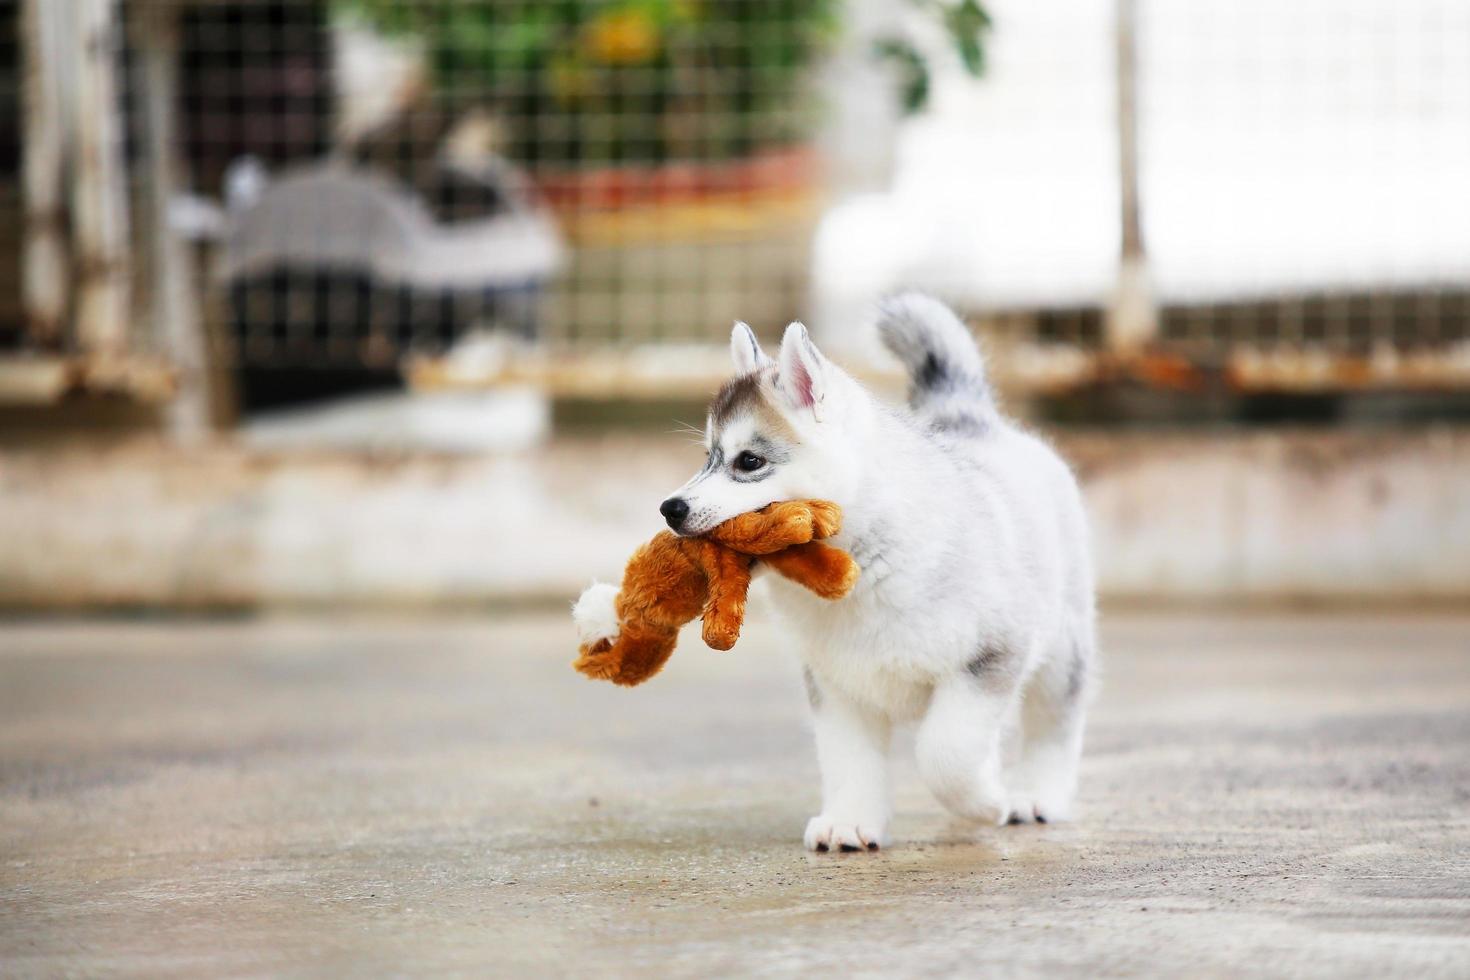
left=804, top=814, right=888, bottom=853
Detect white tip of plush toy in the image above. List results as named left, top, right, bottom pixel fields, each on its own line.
left=572, top=582, right=621, bottom=645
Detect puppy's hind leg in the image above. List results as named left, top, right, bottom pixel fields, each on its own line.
left=915, top=658, right=1020, bottom=827
left=1006, top=634, right=1092, bottom=824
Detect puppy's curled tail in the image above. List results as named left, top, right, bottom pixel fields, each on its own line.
left=877, top=292, right=996, bottom=436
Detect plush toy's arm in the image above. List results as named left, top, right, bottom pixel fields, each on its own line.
left=698, top=542, right=753, bottom=651
left=708, top=499, right=844, bottom=555
left=762, top=540, right=860, bottom=600
left=803, top=499, right=844, bottom=539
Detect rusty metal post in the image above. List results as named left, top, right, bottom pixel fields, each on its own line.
left=20, top=0, right=69, bottom=348
left=136, top=3, right=212, bottom=440
left=1106, top=0, right=1158, bottom=354
left=70, top=0, right=132, bottom=360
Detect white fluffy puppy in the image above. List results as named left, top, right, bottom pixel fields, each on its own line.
left=577, top=294, right=1096, bottom=851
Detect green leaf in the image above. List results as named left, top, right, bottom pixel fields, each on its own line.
left=945, top=0, right=991, bottom=77
left=872, top=37, right=930, bottom=114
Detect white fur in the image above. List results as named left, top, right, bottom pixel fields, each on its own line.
left=730, top=321, right=771, bottom=375
left=572, top=582, right=621, bottom=646
left=665, top=302, right=1096, bottom=850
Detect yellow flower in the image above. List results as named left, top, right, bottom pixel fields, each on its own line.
left=584, top=9, right=661, bottom=65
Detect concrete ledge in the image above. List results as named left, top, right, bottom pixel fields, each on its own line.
left=1069, top=429, right=1470, bottom=600
left=2, top=429, right=1467, bottom=608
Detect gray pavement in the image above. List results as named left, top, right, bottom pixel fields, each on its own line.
left=1, top=611, right=1468, bottom=977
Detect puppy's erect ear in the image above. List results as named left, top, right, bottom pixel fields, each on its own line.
left=730, top=321, right=769, bottom=375
left=776, top=322, right=828, bottom=419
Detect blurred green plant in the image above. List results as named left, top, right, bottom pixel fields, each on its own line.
left=336, top=0, right=989, bottom=167
left=336, top=0, right=839, bottom=166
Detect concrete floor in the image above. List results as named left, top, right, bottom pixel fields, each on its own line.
left=1, top=611, right=1468, bottom=977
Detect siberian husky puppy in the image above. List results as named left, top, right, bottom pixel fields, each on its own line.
left=575, top=294, right=1096, bottom=851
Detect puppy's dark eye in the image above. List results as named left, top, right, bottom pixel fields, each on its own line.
left=735, top=451, right=766, bottom=472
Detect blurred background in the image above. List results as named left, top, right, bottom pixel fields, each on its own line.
left=1, top=0, right=1468, bottom=605
left=3, top=7, right=1470, bottom=973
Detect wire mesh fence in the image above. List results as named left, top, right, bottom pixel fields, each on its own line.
left=154, top=0, right=831, bottom=367
left=1139, top=0, right=1470, bottom=361
left=1, top=0, right=1468, bottom=402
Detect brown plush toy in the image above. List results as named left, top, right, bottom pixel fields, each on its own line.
left=571, top=500, right=858, bottom=686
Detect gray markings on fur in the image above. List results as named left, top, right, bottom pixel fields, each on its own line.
left=877, top=293, right=996, bottom=441
left=958, top=646, right=1005, bottom=678
left=700, top=445, right=725, bottom=475
left=711, top=373, right=763, bottom=424
left=846, top=517, right=897, bottom=587
left=744, top=326, right=764, bottom=365
left=965, top=642, right=1012, bottom=680
left=917, top=351, right=948, bottom=391
left=802, top=667, right=823, bottom=711
left=1064, top=639, right=1089, bottom=702
left=747, top=434, right=791, bottom=465
left=730, top=435, right=788, bottom=484
left=733, top=466, right=775, bottom=484
left=930, top=412, right=989, bottom=438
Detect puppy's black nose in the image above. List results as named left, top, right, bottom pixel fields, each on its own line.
left=660, top=497, right=690, bottom=529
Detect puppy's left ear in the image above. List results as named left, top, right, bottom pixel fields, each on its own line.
left=730, top=321, right=770, bottom=375
left=776, top=322, right=829, bottom=420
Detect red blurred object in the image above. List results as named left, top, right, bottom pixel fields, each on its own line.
left=533, top=146, right=819, bottom=212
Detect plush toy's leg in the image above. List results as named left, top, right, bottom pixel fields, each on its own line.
left=574, top=622, right=679, bottom=686
left=762, top=541, right=859, bottom=600
left=699, top=543, right=752, bottom=650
